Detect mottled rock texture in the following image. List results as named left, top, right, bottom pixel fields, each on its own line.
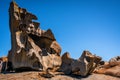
left=0, top=57, right=8, bottom=73
left=94, top=56, right=120, bottom=77
left=8, top=1, right=61, bottom=71
left=60, top=51, right=102, bottom=76
left=0, top=71, right=120, bottom=80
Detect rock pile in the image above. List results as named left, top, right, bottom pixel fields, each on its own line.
left=94, top=56, right=120, bottom=77
left=2, top=1, right=120, bottom=79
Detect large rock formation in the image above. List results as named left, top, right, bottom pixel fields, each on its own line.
left=60, top=51, right=102, bottom=76
left=8, top=1, right=61, bottom=71
left=7, top=1, right=103, bottom=77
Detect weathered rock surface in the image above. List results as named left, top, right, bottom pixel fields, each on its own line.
left=94, top=56, right=120, bottom=78
left=109, top=56, right=120, bottom=66
left=0, top=71, right=120, bottom=80
left=0, top=57, right=8, bottom=73
left=60, top=51, right=102, bottom=76
left=8, top=1, right=61, bottom=71
left=3, top=1, right=120, bottom=80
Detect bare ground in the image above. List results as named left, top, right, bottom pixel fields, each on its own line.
left=0, top=71, right=120, bottom=80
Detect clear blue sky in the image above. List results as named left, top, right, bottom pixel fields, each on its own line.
left=0, top=0, right=120, bottom=61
